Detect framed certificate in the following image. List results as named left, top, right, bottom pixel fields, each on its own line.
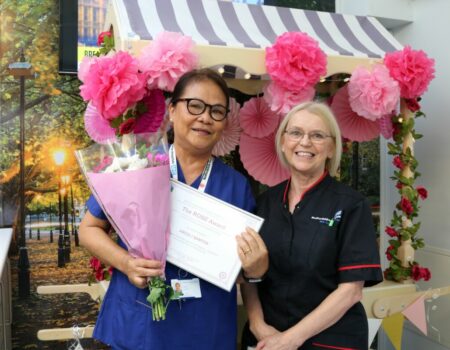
left=166, top=179, right=264, bottom=291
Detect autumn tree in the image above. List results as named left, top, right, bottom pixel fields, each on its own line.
left=0, top=0, right=91, bottom=249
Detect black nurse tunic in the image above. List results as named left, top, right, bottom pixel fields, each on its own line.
left=243, top=173, right=383, bottom=350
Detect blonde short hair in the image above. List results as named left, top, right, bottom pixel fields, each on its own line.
left=275, top=101, right=342, bottom=177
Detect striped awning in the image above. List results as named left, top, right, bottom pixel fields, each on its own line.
left=111, top=0, right=402, bottom=58
left=107, top=0, right=403, bottom=91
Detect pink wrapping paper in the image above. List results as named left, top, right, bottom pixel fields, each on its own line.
left=87, top=165, right=171, bottom=262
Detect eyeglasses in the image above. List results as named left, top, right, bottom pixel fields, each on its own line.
left=284, top=128, right=333, bottom=144
left=173, top=98, right=229, bottom=121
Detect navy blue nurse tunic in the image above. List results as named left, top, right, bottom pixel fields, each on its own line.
left=242, top=173, right=383, bottom=350
left=87, top=158, right=255, bottom=350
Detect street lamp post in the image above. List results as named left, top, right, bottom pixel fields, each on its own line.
left=53, top=150, right=66, bottom=268
left=58, top=181, right=65, bottom=267
left=36, top=205, right=40, bottom=241
left=70, top=184, right=79, bottom=247
left=61, top=175, right=71, bottom=263
left=49, top=203, right=53, bottom=243
left=28, top=213, right=32, bottom=239
left=8, top=49, right=33, bottom=298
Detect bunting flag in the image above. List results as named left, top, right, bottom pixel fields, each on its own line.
left=382, top=313, right=405, bottom=350
left=368, top=318, right=382, bottom=346
left=402, top=295, right=427, bottom=336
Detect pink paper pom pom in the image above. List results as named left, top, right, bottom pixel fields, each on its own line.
left=384, top=46, right=435, bottom=99
left=348, top=65, right=400, bottom=121
left=78, top=56, right=98, bottom=83
left=138, top=31, right=199, bottom=92
left=265, top=32, right=327, bottom=92
left=263, top=81, right=315, bottom=115
left=80, top=51, right=147, bottom=120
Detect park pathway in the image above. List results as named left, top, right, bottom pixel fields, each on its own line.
left=10, top=235, right=109, bottom=349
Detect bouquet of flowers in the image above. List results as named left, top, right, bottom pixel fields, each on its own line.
left=76, top=132, right=181, bottom=320
left=76, top=30, right=199, bottom=320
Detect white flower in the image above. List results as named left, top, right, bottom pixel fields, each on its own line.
left=127, top=158, right=148, bottom=171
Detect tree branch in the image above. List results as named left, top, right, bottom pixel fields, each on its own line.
left=26, top=186, right=57, bottom=194
left=0, top=94, right=50, bottom=123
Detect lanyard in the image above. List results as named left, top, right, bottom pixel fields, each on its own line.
left=169, top=145, right=214, bottom=193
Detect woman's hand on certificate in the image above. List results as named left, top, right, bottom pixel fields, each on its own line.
left=236, top=227, right=268, bottom=279
left=122, top=256, right=163, bottom=288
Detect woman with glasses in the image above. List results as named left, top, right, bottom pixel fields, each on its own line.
left=79, top=69, right=268, bottom=349
left=241, top=102, right=382, bottom=350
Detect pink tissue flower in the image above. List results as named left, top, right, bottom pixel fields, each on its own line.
left=138, top=31, right=199, bottom=92
left=348, top=65, right=400, bottom=121
left=384, top=46, right=435, bottom=99
left=80, top=51, right=147, bottom=120
left=78, top=56, right=99, bottom=83
left=263, top=81, right=315, bottom=115
left=265, top=32, right=327, bottom=92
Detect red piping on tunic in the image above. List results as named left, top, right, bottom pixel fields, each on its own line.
left=312, top=342, right=358, bottom=350
left=338, top=264, right=381, bottom=271
left=283, top=171, right=328, bottom=204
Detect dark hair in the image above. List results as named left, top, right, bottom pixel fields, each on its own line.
left=170, top=68, right=230, bottom=109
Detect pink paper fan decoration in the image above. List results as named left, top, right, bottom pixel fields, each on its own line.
left=84, top=103, right=117, bottom=143
left=240, top=97, right=279, bottom=138
left=265, top=32, right=327, bottom=92
left=138, top=31, right=199, bottom=92
left=379, top=114, right=394, bottom=139
left=134, top=89, right=166, bottom=134
left=384, top=46, right=435, bottom=99
left=212, top=98, right=242, bottom=156
left=330, top=85, right=380, bottom=142
left=264, top=81, right=315, bottom=115
left=348, top=65, right=400, bottom=121
left=239, top=132, right=290, bottom=186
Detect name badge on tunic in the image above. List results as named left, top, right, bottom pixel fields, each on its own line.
left=171, top=278, right=202, bottom=299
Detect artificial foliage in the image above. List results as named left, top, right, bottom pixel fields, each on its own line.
left=383, top=100, right=431, bottom=282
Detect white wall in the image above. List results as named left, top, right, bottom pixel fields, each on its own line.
left=338, top=0, right=450, bottom=349
left=382, top=0, right=450, bottom=348
left=390, top=0, right=450, bottom=251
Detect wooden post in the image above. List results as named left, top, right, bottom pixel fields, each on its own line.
left=396, top=99, right=415, bottom=274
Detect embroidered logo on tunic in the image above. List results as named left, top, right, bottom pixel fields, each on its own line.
left=311, top=210, right=342, bottom=227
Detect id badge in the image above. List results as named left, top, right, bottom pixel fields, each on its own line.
left=171, top=278, right=202, bottom=299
